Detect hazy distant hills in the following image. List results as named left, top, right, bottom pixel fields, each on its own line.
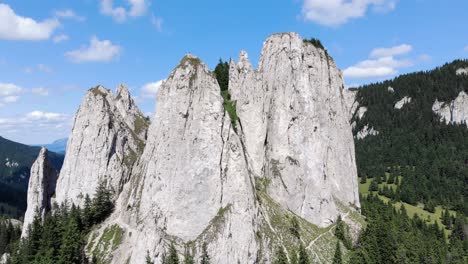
left=33, top=138, right=68, bottom=154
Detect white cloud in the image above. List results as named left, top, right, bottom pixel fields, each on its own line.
left=370, top=44, right=412, bottom=58
left=65, top=36, right=122, bottom=63
left=53, top=34, right=69, bottom=43
left=140, top=80, right=164, bottom=99
left=302, top=0, right=397, bottom=26
left=151, top=15, right=163, bottom=32
left=0, top=111, right=71, bottom=144
left=344, top=44, right=413, bottom=79
left=25, top=111, right=67, bottom=122
left=37, top=64, right=53, bottom=73
left=0, top=83, right=22, bottom=106
left=31, top=87, right=49, bottom=96
left=3, top=96, right=19, bottom=103
left=54, top=9, right=86, bottom=22
left=100, top=0, right=148, bottom=22
left=0, top=3, right=60, bottom=40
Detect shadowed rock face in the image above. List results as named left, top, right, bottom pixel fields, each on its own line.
left=21, top=147, right=58, bottom=238
left=54, top=85, right=149, bottom=207
left=26, top=33, right=361, bottom=263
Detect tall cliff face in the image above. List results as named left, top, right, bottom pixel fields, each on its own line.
left=37, top=33, right=361, bottom=264
left=21, top=147, right=58, bottom=238
left=229, top=33, right=359, bottom=226
left=55, top=85, right=149, bottom=206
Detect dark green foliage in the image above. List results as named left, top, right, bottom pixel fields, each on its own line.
left=298, top=243, right=310, bottom=264
left=273, top=247, right=288, bottom=264
left=368, top=180, right=378, bottom=192
left=214, top=59, right=229, bottom=92
left=8, top=183, right=114, bottom=264
left=91, top=181, right=114, bottom=223
left=290, top=216, right=300, bottom=239
left=332, top=241, right=342, bottom=264
left=350, top=194, right=467, bottom=264
left=334, top=215, right=352, bottom=249
left=0, top=217, right=21, bottom=255
left=354, top=60, right=468, bottom=214
left=214, top=59, right=238, bottom=129
left=200, top=243, right=209, bottom=264
left=166, top=243, right=179, bottom=264
left=183, top=247, right=194, bottom=264
left=303, top=38, right=325, bottom=50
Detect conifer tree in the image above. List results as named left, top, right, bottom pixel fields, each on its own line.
left=298, top=243, right=310, bottom=264
left=332, top=241, right=342, bottom=264
left=167, top=243, right=179, bottom=264
left=200, top=242, right=210, bottom=264
left=273, top=246, right=288, bottom=264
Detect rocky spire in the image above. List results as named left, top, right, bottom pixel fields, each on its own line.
left=229, top=32, right=359, bottom=226
left=54, top=85, right=149, bottom=207
left=48, top=33, right=362, bottom=264
left=21, top=147, right=58, bottom=238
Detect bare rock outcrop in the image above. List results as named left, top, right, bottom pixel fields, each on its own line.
left=432, top=91, right=468, bottom=126
left=54, top=85, right=149, bottom=206
left=21, top=147, right=58, bottom=238
left=36, top=33, right=361, bottom=264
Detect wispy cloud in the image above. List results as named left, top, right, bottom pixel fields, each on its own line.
left=0, top=3, right=60, bottom=41
left=100, top=0, right=148, bottom=23
left=302, top=0, right=397, bottom=27
left=54, top=9, right=86, bottom=22
left=139, top=80, right=164, bottom=100
left=344, top=44, right=413, bottom=79
left=53, top=34, right=69, bottom=43
left=65, top=36, right=122, bottom=63
left=151, top=15, right=163, bottom=32
left=31, top=87, right=49, bottom=96
left=0, top=111, right=71, bottom=144
left=0, top=83, right=22, bottom=106
left=464, top=45, right=468, bottom=52
left=370, top=44, right=412, bottom=58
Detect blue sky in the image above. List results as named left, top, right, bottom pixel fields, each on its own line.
left=0, top=0, right=467, bottom=144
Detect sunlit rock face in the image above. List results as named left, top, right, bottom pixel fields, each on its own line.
left=35, top=32, right=361, bottom=264
left=55, top=85, right=148, bottom=207
left=21, top=147, right=58, bottom=238
left=433, top=91, right=468, bottom=126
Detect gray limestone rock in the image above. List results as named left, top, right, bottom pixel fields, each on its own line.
left=21, top=147, right=58, bottom=238
left=432, top=91, right=468, bottom=126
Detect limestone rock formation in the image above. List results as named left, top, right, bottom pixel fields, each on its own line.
left=432, top=91, right=468, bottom=126
left=54, top=85, right=149, bottom=206
left=356, top=125, right=379, bottom=139
left=456, top=68, right=468, bottom=75
left=33, top=33, right=361, bottom=264
left=21, top=147, right=58, bottom=238
left=394, top=96, right=412, bottom=109
left=228, top=32, right=359, bottom=227
left=344, top=89, right=359, bottom=121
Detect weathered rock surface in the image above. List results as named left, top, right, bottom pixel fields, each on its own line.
left=54, top=85, right=149, bottom=206
left=21, top=147, right=58, bottom=238
left=41, top=33, right=361, bottom=264
left=456, top=68, right=468, bottom=75
left=344, top=89, right=359, bottom=121
left=356, top=125, right=379, bottom=140
left=228, top=32, right=359, bottom=227
left=394, top=96, right=412, bottom=109
left=356, top=106, right=367, bottom=119
left=432, top=91, right=468, bottom=126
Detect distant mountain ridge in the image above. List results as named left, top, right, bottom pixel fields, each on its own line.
left=32, top=138, right=68, bottom=154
